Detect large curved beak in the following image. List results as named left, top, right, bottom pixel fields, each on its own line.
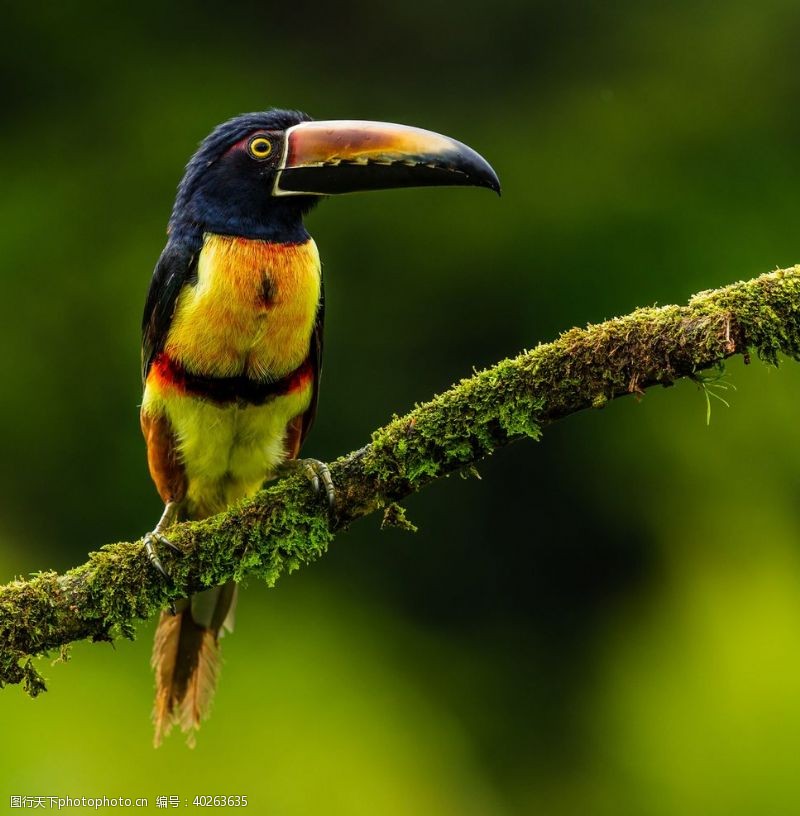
left=273, top=120, right=500, bottom=197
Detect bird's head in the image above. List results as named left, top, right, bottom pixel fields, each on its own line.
left=170, top=108, right=500, bottom=244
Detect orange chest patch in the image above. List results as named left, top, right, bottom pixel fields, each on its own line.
left=164, top=234, right=321, bottom=379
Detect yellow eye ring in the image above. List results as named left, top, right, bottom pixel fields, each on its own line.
left=248, top=136, right=272, bottom=159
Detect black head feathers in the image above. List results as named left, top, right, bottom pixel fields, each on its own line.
left=169, top=109, right=314, bottom=244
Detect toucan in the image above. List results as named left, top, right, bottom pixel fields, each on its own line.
left=140, top=109, right=499, bottom=746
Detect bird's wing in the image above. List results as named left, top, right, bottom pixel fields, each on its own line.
left=141, top=241, right=198, bottom=382
left=301, top=277, right=325, bottom=445
left=283, top=280, right=324, bottom=460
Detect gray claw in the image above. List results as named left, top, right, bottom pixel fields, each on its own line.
left=143, top=500, right=183, bottom=581
left=152, top=532, right=182, bottom=555
left=144, top=530, right=182, bottom=581
left=302, top=461, right=320, bottom=493
left=281, top=458, right=336, bottom=511
left=305, top=459, right=335, bottom=510
left=144, top=532, right=169, bottom=578
left=318, top=464, right=336, bottom=510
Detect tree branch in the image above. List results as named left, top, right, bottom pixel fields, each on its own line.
left=3, top=266, right=800, bottom=694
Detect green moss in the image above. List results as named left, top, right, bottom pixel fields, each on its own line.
left=364, top=360, right=544, bottom=494
left=381, top=503, right=418, bottom=533
left=0, top=650, right=46, bottom=696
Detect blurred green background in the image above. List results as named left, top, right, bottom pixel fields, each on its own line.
left=3, top=1, right=800, bottom=813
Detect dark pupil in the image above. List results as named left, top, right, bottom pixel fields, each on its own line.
left=254, top=140, right=268, bottom=153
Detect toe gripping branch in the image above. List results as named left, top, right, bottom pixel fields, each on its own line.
left=278, top=458, right=336, bottom=512
left=143, top=500, right=183, bottom=580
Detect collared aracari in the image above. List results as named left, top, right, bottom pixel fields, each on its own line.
left=141, top=109, right=499, bottom=746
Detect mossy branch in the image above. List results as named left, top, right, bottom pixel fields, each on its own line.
left=4, top=265, right=800, bottom=694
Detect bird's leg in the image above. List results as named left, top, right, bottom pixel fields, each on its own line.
left=277, top=458, right=336, bottom=510
left=143, top=500, right=183, bottom=580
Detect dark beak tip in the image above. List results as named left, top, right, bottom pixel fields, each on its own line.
left=479, top=171, right=501, bottom=196
left=466, top=154, right=500, bottom=196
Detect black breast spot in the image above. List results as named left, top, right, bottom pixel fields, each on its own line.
left=260, top=273, right=275, bottom=307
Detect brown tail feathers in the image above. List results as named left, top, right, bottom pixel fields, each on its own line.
left=151, top=581, right=237, bottom=747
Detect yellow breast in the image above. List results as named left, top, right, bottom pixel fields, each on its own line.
left=143, top=383, right=314, bottom=518
left=164, top=234, right=321, bottom=379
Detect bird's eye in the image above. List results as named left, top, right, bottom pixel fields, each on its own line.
left=248, top=136, right=272, bottom=160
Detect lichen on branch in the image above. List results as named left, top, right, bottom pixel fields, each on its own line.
left=2, top=265, right=800, bottom=694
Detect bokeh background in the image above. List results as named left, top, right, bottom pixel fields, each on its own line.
left=3, top=1, right=800, bottom=813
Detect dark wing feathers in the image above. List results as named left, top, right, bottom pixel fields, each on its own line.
left=300, top=277, right=324, bottom=446
left=141, top=241, right=198, bottom=382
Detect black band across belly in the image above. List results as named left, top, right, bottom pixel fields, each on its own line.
left=152, top=352, right=312, bottom=406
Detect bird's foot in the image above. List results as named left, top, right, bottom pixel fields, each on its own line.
left=143, top=529, right=182, bottom=580
left=142, top=500, right=183, bottom=600
left=279, top=458, right=336, bottom=511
